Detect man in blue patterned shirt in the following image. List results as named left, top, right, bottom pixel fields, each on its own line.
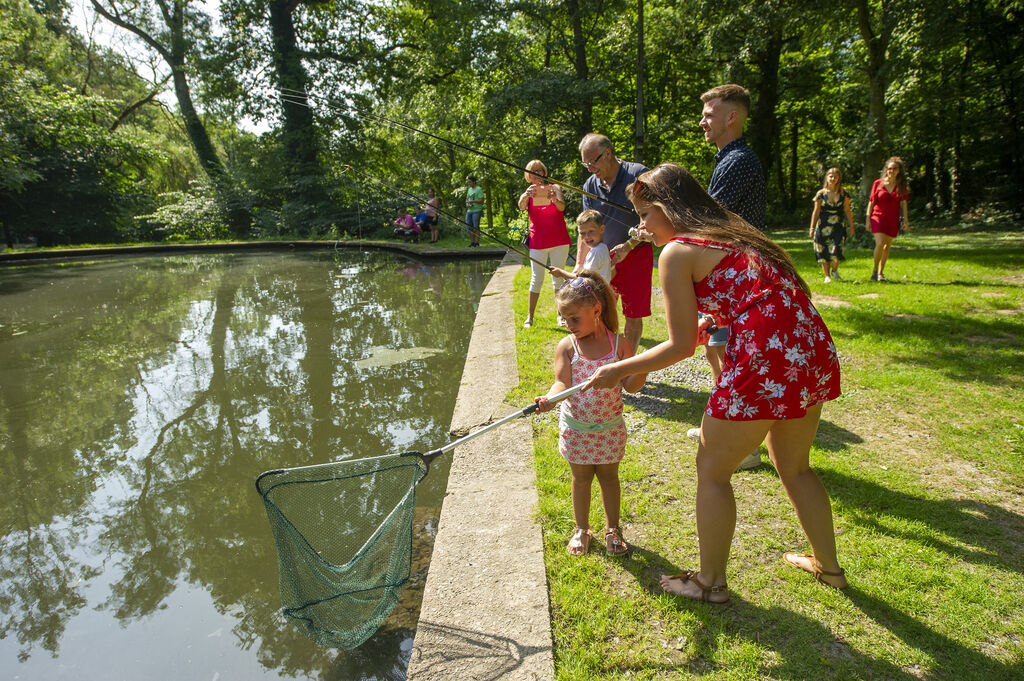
left=702, top=84, right=766, bottom=229
left=691, top=83, right=767, bottom=470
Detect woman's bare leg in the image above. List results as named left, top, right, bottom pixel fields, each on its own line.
left=765, top=404, right=846, bottom=587
left=660, top=417, right=771, bottom=600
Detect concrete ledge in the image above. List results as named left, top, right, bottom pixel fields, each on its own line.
left=408, top=253, right=553, bottom=681
left=0, top=240, right=505, bottom=265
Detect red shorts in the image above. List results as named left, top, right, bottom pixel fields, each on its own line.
left=610, top=243, right=653, bottom=319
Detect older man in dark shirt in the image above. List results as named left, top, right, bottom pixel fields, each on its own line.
left=578, top=133, right=650, bottom=353
left=694, top=84, right=767, bottom=470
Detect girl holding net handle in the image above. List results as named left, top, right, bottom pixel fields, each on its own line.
left=584, top=164, right=847, bottom=604
left=534, top=271, right=646, bottom=556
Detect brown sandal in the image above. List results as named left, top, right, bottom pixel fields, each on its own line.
left=567, top=528, right=592, bottom=556
left=783, top=552, right=847, bottom=589
left=661, top=569, right=731, bottom=606
left=604, top=527, right=629, bottom=556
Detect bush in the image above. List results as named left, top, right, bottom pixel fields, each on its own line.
left=137, top=183, right=231, bottom=242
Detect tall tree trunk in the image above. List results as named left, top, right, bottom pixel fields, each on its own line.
left=748, top=31, right=782, bottom=200
left=269, top=0, right=327, bottom=233
left=565, top=0, right=592, bottom=136
left=634, top=0, right=645, bottom=163
left=789, top=118, right=798, bottom=209
left=89, top=0, right=250, bottom=234
left=854, top=0, right=890, bottom=203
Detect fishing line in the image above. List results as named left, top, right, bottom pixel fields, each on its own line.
left=277, top=87, right=635, bottom=215
left=345, top=165, right=574, bottom=270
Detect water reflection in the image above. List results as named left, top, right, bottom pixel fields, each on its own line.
left=0, top=251, right=495, bottom=679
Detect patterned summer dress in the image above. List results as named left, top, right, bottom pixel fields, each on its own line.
left=671, top=236, right=841, bottom=420
left=812, top=188, right=850, bottom=262
left=559, top=329, right=627, bottom=465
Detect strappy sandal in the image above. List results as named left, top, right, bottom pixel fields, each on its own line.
left=604, top=527, right=629, bottom=556
left=783, top=552, right=847, bottom=589
left=567, top=528, right=592, bottom=556
left=661, top=569, right=731, bottom=606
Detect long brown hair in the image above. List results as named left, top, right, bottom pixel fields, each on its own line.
left=822, top=167, right=844, bottom=192
left=554, top=269, right=619, bottom=334
left=628, top=164, right=810, bottom=296
left=881, top=156, right=910, bottom=196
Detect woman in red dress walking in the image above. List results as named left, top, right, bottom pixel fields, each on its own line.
left=584, top=164, right=847, bottom=605
left=866, top=156, right=911, bottom=282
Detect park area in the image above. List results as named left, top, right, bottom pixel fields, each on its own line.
left=511, top=224, right=1023, bottom=680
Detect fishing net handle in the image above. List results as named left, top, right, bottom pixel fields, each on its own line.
left=401, top=384, right=582, bottom=478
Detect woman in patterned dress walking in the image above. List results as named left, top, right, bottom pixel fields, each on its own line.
left=808, top=167, right=854, bottom=283
left=535, top=271, right=647, bottom=556
left=584, top=164, right=847, bottom=604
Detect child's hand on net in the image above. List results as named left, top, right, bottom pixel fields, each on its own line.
left=696, top=316, right=716, bottom=346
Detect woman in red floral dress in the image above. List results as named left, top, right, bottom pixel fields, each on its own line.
left=584, top=164, right=847, bottom=605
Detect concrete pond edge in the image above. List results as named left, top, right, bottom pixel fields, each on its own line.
left=407, top=252, right=553, bottom=681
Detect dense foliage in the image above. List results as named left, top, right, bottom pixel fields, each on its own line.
left=2, top=0, right=1021, bottom=247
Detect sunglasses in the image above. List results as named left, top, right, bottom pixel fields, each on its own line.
left=568, top=276, right=597, bottom=300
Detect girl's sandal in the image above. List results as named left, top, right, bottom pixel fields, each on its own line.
left=661, top=569, right=731, bottom=606
left=567, top=528, right=592, bottom=556
left=783, top=552, right=847, bottom=589
left=604, top=527, right=629, bottom=556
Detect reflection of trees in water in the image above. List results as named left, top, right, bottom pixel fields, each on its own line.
left=0, top=252, right=494, bottom=676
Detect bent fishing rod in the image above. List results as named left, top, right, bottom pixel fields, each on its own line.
left=345, top=164, right=575, bottom=270
left=277, top=87, right=635, bottom=215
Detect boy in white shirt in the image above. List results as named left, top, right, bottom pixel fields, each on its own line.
left=550, top=209, right=614, bottom=285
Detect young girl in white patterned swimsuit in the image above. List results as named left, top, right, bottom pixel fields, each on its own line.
left=535, top=271, right=647, bottom=556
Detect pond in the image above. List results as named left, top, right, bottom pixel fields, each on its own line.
left=0, top=250, right=496, bottom=680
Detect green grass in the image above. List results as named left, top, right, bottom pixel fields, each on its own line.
left=512, top=226, right=1024, bottom=680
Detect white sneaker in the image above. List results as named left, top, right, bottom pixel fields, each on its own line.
left=523, top=319, right=532, bottom=328
left=824, top=276, right=831, bottom=283
left=686, top=428, right=701, bottom=440
left=737, top=448, right=761, bottom=470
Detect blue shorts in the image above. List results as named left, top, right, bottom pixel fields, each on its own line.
left=699, top=312, right=729, bottom=346
left=465, top=211, right=482, bottom=231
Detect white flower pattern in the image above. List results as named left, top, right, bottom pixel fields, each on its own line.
left=673, top=236, right=841, bottom=420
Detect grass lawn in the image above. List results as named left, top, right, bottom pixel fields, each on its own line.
left=509, top=225, right=1024, bottom=680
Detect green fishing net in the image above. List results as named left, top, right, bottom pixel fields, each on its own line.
left=255, top=453, right=427, bottom=649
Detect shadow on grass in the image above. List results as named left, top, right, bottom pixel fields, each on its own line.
left=814, top=419, right=864, bottom=452
left=822, top=470, right=1024, bottom=575
left=827, top=307, right=1024, bottom=386
left=608, top=545, right=922, bottom=679
left=610, top=543, right=1018, bottom=679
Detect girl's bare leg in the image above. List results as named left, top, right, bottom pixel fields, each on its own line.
left=569, top=463, right=596, bottom=530
left=594, top=462, right=621, bottom=529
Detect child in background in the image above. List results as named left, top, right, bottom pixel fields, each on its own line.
left=393, top=208, right=420, bottom=242
left=534, top=271, right=646, bottom=556
left=549, top=209, right=614, bottom=285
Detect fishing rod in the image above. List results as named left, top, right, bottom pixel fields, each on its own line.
left=277, top=87, right=636, bottom=215
left=344, top=164, right=575, bottom=270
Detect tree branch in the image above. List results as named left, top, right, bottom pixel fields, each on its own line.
left=110, top=75, right=172, bottom=131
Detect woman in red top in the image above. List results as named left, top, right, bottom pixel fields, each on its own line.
left=518, top=159, right=571, bottom=328
left=583, top=164, right=847, bottom=605
left=866, top=156, right=910, bottom=282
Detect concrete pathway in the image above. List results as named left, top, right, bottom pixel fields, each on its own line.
left=407, top=253, right=553, bottom=681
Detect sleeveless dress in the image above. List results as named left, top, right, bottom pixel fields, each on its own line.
left=559, top=329, right=627, bottom=465
left=671, top=236, right=841, bottom=420
left=812, top=188, right=849, bottom=262
left=869, top=179, right=907, bottom=238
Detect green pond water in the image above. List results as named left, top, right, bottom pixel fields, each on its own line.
left=0, top=250, right=496, bottom=680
